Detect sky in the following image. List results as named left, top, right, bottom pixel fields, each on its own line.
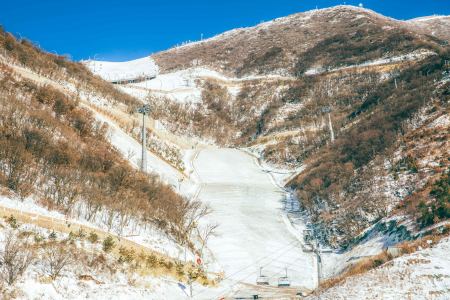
left=1, top=0, right=449, bottom=61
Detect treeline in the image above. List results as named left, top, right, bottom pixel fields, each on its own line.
left=294, top=21, right=442, bottom=75
left=290, top=48, right=450, bottom=247
left=417, top=172, right=450, bottom=228
left=0, top=26, right=138, bottom=108
left=0, top=64, right=203, bottom=244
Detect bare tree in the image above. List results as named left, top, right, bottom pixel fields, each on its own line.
left=197, top=222, right=219, bottom=258
left=43, top=242, right=74, bottom=280
left=0, top=139, right=37, bottom=199
left=0, top=231, right=35, bottom=285
left=43, top=166, right=82, bottom=214
left=170, top=199, right=211, bottom=246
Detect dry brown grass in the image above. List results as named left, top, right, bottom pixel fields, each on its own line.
left=152, top=6, right=429, bottom=76
left=318, top=229, right=450, bottom=292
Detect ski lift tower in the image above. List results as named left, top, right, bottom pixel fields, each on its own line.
left=303, top=229, right=323, bottom=287
left=313, top=239, right=322, bottom=288
left=304, top=231, right=332, bottom=288
left=137, top=104, right=150, bottom=173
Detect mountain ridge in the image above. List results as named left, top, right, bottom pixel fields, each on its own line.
left=151, top=5, right=446, bottom=77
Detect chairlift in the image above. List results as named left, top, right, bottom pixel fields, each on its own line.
left=256, top=267, right=269, bottom=285
left=320, top=248, right=334, bottom=254
left=277, top=268, right=291, bottom=287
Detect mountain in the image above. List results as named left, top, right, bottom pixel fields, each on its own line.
left=114, top=5, right=450, bottom=249
left=152, top=6, right=442, bottom=77
left=408, top=15, right=450, bottom=41
left=1, top=4, right=449, bottom=299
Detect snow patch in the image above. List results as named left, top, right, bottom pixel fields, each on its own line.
left=82, top=57, right=159, bottom=82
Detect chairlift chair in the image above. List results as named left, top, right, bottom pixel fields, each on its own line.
left=303, top=229, right=313, bottom=246
left=302, top=229, right=314, bottom=252
left=277, top=268, right=291, bottom=287
left=256, top=267, right=270, bottom=285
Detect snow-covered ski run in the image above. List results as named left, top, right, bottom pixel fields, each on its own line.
left=192, top=148, right=315, bottom=297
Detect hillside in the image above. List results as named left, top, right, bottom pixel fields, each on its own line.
left=0, top=28, right=216, bottom=298
left=310, top=236, right=450, bottom=299
left=1, top=4, right=449, bottom=299
left=152, top=6, right=440, bottom=77
left=115, top=5, right=450, bottom=254
left=408, top=15, right=450, bottom=41
left=140, top=6, right=447, bottom=146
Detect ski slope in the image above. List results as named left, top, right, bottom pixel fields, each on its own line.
left=83, top=56, right=158, bottom=82
left=193, top=148, right=315, bottom=290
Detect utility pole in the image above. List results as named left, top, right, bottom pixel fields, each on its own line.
left=92, top=54, right=98, bottom=72
left=137, top=104, right=150, bottom=173
left=327, top=112, right=334, bottom=142
left=322, top=106, right=334, bottom=143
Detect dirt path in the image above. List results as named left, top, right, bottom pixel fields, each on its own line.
left=0, top=204, right=172, bottom=261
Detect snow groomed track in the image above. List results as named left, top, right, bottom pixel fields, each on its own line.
left=193, top=148, right=315, bottom=292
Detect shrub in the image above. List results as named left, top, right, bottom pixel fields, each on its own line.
left=175, top=262, right=185, bottom=277
left=118, top=247, right=134, bottom=264
left=290, top=50, right=450, bottom=246
left=88, top=232, right=99, bottom=244
left=34, top=234, right=44, bottom=244
left=0, top=231, right=35, bottom=285
left=146, top=254, right=157, bottom=268
left=48, top=231, right=57, bottom=240
left=43, top=242, right=74, bottom=280
left=102, top=236, right=115, bottom=253
left=76, top=228, right=86, bottom=240
left=6, top=215, right=18, bottom=229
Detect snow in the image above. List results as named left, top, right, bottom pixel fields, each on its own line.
left=320, top=232, right=396, bottom=279
left=124, top=67, right=224, bottom=103
left=308, top=237, right=450, bottom=299
left=0, top=224, right=187, bottom=300
left=82, top=57, right=159, bottom=82
left=0, top=193, right=186, bottom=260
left=16, top=275, right=186, bottom=300
left=305, top=49, right=436, bottom=75
left=408, top=15, right=449, bottom=23
left=427, top=113, right=450, bottom=129
left=97, top=109, right=201, bottom=198
left=90, top=107, right=182, bottom=187
left=122, top=66, right=295, bottom=103
left=193, top=148, right=315, bottom=291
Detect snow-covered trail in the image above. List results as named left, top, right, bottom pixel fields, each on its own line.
left=193, top=148, right=315, bottom=290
